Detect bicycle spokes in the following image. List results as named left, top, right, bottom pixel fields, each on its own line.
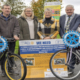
left=50, top=49, right=80, bottom=80
left=5, top=54, right=26, bottom=80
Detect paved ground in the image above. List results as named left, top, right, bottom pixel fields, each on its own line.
left=0, top=63, right=80, bottom=80
left=0, top=73, right=80, bottom=80
left=0, top=70, right=80, bottom=80
left=0, top=77, right=80, bottom=80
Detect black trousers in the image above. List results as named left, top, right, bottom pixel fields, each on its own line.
left=1, top=42, right=15, bottom=71
left=69, top=48, right=77, bottom=69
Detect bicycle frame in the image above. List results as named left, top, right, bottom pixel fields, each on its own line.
left=76, top=50, right=80, bottom=57
left=0, top=39, right=15, bottom=66
left=66, top=48, right=80, bottom=69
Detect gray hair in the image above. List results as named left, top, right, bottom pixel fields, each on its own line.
left=1, top=4, right=11, bottom=9
left=44, top=8, right=52, bottom=13
left=65, top=5, right=74, bottom=9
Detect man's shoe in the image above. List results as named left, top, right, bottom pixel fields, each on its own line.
left=8, top=69, right=14, bottom=75
left=68, top=68, right=74, bottom=75
left=76, top=58, right=80, bottom=65
left=1, top=71, right=6, bottom=77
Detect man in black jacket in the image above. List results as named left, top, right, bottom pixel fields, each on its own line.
left=0, top=4, right=19, bottom=77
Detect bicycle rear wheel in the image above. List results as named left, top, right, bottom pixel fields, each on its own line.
left=50, top=49, right=80, bottom=80
left=4, top=53, right=27, bottom=80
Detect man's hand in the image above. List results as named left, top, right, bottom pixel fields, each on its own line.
left=44, top=37, right=51, bottom=39
left=14, top=35, right=19, bottom=40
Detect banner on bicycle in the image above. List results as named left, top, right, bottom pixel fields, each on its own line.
left=20, top=39, right=66, bottom=54
left=19, top=39, right=68, bottom=78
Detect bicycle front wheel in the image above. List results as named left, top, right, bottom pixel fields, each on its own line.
left=50, top=49, right=80, bottom=80
left=4, top=53, right=27, bottom=80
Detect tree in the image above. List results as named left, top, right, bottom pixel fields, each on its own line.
left=0, top=0, right=26, bottom=16
left=31, top=0, right=62, bottom=19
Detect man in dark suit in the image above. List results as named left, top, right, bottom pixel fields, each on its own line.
left=59, top=5, right=80, bottom=74
left=60, top=5, right=80, bottom=37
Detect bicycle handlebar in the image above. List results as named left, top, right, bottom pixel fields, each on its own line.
left=6, top=38, right=15, bottom=42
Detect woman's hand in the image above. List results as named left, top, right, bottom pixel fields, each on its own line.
left=44, top=37, right=51, bottom=39
left=14, top=35, right=19, bottom=40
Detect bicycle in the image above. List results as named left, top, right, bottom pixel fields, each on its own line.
left=50, top=31, right=80, bottom=80
left=0, top=37, right=27, bottom=80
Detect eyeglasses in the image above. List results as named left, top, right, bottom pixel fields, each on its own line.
left=25, top=11, right=32, bottom=12
left=45, top=12, right=51, bottom=14
left=66, top=9, right=74, bottom=11
left=4, top=8, right=11, bottom=10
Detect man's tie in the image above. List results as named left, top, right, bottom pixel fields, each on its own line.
left=65, top=17, right=70, bottom=33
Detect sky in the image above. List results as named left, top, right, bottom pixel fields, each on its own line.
left=24, top=0, right=80, bottom=15
left=61, top=0, right=80, bottom=15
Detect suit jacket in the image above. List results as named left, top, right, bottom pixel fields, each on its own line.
left=59, top=14, right=80, bottom=37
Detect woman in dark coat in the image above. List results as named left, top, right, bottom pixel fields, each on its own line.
left=18, top=7, right=38, bottom=40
